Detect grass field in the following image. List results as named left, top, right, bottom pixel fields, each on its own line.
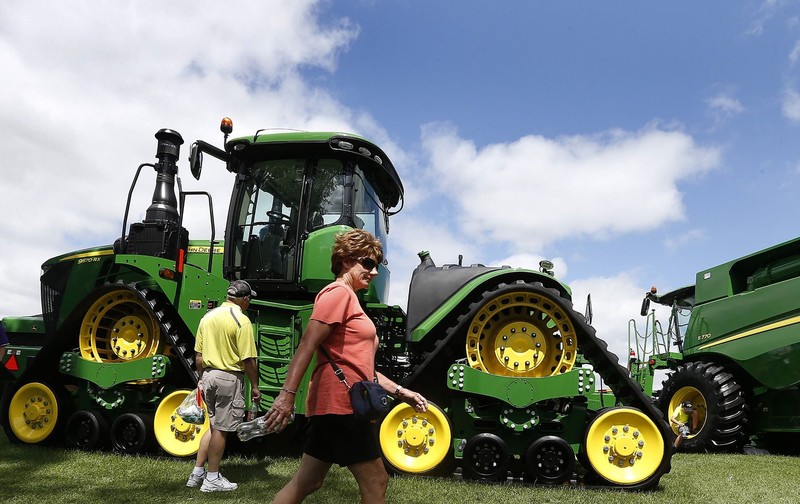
left=1, top=434, right=799, bottom=504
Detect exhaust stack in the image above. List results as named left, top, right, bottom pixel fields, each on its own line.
left=145, top=129, right=184, bottom=223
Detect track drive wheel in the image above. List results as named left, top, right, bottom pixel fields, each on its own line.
left=379, top=402, right=452, bottom=475
left=65, top=410, right=109, bottom=450
left=154, top=389, right=209, bottom=457
left=657, top=361, right=749, bottom=452
left=461, top=433, right=510, bottom=481
left=5, top=382, right=67, bottom=445
left=111, top=412, right=153, bottom=454
left=465, top=283, right=577, bottom=378
left=582, top=407, right=667, bottom=489
left=79, top=286, right=161, bottom=363
left=525, top=435, right=575, bottom=484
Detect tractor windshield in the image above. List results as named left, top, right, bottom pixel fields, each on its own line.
left=236, top=158, right=307, bottom=281
left=231, top=155, right=389, bottom=283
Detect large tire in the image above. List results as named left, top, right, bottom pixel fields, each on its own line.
left=657, top=361, right=750, bottom=452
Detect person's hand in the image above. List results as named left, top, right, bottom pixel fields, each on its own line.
left=251, top=387, right=262, bottom=404
left=263, top=390, right=295, bottom=433
left=397, top=387, right=428, bottom=413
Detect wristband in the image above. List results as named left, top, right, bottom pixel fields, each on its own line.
left=394, top=385, right=403, bottom=396
left=282, top=388, right=297, bottom=395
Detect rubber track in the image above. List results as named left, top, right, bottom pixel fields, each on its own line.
left=403, top=280, right=673, bottom=483
left=132, top=282, right=198, bottom=383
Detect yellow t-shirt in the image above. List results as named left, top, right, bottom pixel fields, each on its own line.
left=194, top=301, right=257, bottom=372
left=673, top=406, right=690, bottom=424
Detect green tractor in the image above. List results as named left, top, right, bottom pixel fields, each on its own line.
left=637, top=236, right=800, bottom=453
left=1, top=119, right=672, bottom=489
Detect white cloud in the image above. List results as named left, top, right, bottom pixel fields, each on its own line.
left=746, top=0, right=782, bottom=36
left=419, top=123, right=721, bottom=253
left=0, top=1, right=366, bottom=318
left=706, top=93, right=744, bottom=116
left=569, top=271, right=673, bottom=370
left=790, top=40, right=800, bottom=64
left=0, top=0, right=724, bottom=394
left=663, top=228, right=707, bottom=253
left=782, top=87, right=800, bottom=122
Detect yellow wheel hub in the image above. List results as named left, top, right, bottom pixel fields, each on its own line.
left=154, top=390, right=209, bottom=457
left=466, top=290, right=577, bottom=377
left=667, top=386, right=707, bottom=437
left=8, top=382, right=61, bottom=444
left=79, top=289, right=160, bottom=363
left=380, top=402, right=451, bottom=474
left=584, top=407, right=665, bottom=485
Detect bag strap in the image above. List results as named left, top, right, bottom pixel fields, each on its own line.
left=318, top=345, right=379, bottom=391
left=318, top=345, right=351, bottom=391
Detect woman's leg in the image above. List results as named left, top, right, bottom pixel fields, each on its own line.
left=272, top=453, right=332, bottom=504
left=348, top=458, right=389, bottom=504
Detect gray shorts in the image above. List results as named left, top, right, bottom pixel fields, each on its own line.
left=678, top=424, right=690, bottom=437
left=201, top=369, right=245, bottom=432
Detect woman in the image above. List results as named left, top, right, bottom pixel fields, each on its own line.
left=264, top=229, right=429, bottom=504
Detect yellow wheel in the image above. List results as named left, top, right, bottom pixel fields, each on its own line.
left=7, top=382, right=64, bottom=444
left=466, top=287, right=577, bottom=378
left=665, top=386, right=707, bottom=438
left=154, top=390, right=209, bottom=457
left=583, top=407, right=666, bottom=487
left=79, top=287, right=161, bottom=363
left=380, top=402, right=452, bottom=474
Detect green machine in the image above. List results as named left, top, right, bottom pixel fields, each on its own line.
left=638, top=237, right=800, bottom=453
left=1, top=119, right=672, bottom=489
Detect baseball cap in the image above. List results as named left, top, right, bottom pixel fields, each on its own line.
left=682, top=401, right=693, bottom=410
left=227, top=280, right=257, bottom=298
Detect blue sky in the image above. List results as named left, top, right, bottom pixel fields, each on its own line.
left=1, top=0, right=799, bottom=363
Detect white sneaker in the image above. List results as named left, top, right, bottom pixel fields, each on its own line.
left=200, top=474, right=238, bottom=492
left=186, top=470, right=206, bottom=488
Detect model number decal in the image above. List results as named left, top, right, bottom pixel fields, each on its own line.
left=697, top=333, right=712, bottom=341
left=77, top=257, right=101, bottom=264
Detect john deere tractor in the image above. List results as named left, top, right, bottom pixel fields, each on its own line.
left=637, top=236, right=800, bottom=454
left=1, top=119, right=672, bottom=489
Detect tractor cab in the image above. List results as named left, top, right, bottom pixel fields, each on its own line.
left=190, top=123, right=404, bottom=302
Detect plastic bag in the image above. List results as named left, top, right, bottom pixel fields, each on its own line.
left=176, top=388, right=206, bottom=424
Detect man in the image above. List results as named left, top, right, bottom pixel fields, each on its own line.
left=187, top=280, right=261, bottom=492
left=670, top=400, right=699, bottom=449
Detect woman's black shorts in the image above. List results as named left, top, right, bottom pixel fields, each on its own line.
left=303, top=414, right=381, bottom=467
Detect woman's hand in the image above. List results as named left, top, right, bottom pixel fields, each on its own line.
left=262, top=390, right=295, bottom=433
left=397, top=387, right=428, bottom=413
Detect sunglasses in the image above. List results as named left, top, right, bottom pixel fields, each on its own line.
left=358, top=257, right=379, bottom=271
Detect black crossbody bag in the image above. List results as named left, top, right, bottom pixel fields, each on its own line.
left=318, top=346, right=391, bottom=420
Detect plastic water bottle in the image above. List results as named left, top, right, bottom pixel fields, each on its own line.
left=237, top=415, right=268, bottom=442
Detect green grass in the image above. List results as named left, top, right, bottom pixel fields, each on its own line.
left=2, top=434, right=799, bottom=504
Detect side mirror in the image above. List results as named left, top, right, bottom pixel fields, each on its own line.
left=189, top=142, right=203, bottom=180
left=640, top=297, right=651, bottom=317
left=584, top=293, right=593, bottom=324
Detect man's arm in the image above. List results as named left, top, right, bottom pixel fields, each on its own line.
left=195, top=352, right=204, bottom=381
left=243, top=357, right=260, bottom=403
